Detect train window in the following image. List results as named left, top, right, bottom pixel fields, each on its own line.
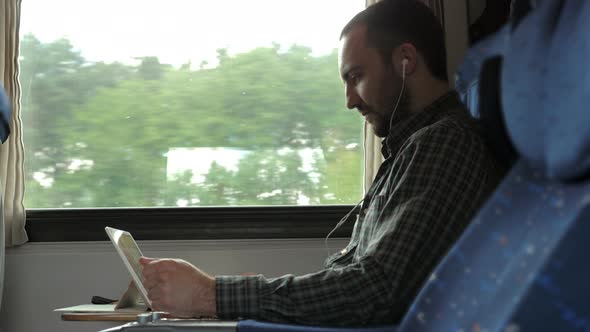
left=19, top=0, right=365, bottom=209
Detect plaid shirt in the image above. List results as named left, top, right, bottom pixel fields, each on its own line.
left=216, top=91, right=502, bottom=326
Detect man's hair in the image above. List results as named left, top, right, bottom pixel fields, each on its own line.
left=341, top=0, right=448, bottom=82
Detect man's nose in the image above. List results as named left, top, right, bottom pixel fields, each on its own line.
left=345, top=85, right=360, bottom=110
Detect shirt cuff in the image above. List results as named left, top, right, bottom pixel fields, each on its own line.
left=216, top=275, right=261, bottom=320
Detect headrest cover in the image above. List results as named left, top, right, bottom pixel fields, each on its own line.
left=455, top=25, right=509, bottom=94
left=0, top=87, right=10, bottom=143
left=502, top=0, right=590, bottom=181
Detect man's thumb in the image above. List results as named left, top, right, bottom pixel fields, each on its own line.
left=139, top=256, right=157, bottom=265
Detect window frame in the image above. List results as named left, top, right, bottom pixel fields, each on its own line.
left=25, top=205, right=357, bottom=242
left=20, top=1, right=371, bottom=243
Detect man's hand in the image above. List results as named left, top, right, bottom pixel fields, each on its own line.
left=139, top=257, right=216, bottom=318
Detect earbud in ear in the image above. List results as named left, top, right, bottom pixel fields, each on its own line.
left=401, top=58, right=409, bottom=79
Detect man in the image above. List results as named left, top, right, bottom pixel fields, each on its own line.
left=140, top=0, right=502, bottom=326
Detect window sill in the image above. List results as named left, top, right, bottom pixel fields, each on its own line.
left=25, top=205, right=356, bottom=242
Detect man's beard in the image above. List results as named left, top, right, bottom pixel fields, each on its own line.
left=373, top=84, right=411, bottom=137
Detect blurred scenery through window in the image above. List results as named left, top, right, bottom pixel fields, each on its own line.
left=20, top=0, right=365, bottom=208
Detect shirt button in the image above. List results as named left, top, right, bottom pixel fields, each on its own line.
left=362, top=208, right=368, bottom=215
left=340, top=248, right=348, bottom=255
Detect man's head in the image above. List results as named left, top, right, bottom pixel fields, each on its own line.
left=339, top=0, right=447, bottom=137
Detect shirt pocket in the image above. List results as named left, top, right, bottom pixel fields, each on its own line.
left=324, top=215, right=360, bottom=267
left=358, top=194, right=393, bottom=251
left=324, top=241, right=358, bottom=267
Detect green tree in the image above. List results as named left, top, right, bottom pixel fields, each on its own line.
left=195, top=162, right=237, bottom=206
left=20, top=33, right=135, bottom=207
left=20, top=35, right=363, bottom=208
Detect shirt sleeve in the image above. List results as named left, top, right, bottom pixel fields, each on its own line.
left=216, top=123, right=495, bottom=326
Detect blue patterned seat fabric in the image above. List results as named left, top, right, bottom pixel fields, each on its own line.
left=0, top=87, right=10, bottom=143
left=397, top=162, right=590, bottom=331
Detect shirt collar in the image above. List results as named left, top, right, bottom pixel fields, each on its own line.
left=382, top=91, right=463, bottom=159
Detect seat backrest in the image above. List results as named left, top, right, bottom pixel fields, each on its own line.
left=504, top=206, right=590, bottom=331
left=0, top=86, right=10, bottom=311
left=0, top=86, right=10, bottom=143
left=474, top=56, right=517, bottom=171
left=397, top=162, right=590, bottom=331
left=398, top=0, right=590, bottom=330
left=455, top=26, right=517, bottom=172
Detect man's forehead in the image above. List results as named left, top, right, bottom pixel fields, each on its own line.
left=339, top=24, right=368, bottom=56
left=339, top=25, right=368, bottom=70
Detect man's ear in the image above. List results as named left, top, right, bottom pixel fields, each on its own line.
left=392, top=43, right=418, bottom=77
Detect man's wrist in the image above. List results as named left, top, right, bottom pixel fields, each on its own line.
left=215, top=275, right=261, bottom=320
left=207, top=276, right=217, bottom=317
left=191, top=275, right=217, bottom=318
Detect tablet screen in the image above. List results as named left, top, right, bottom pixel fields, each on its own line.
left=105, top=226, right=152, bottom=308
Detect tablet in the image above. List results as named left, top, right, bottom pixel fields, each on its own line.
left=105, top=226, right=152, bottom=309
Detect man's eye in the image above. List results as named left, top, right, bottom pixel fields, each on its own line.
left=349, top=73, right=361, bottom=84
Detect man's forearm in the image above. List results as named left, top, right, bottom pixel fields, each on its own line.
left=215, top=259, right=396, bottom=326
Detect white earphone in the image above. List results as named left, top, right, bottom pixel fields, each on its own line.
left=402, top=58, right=408, bottom=78
left=386, top=58, right=409, bottom=135
left=324, top=58, right=410, bottom=257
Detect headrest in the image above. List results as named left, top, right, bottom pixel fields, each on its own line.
left=502, top=0, right=590, bottom=181
left=0, top=87, right=10, bottom=143
left=477, top=56, right=517, bottom=169
left=455, top=27, right=515, bottom=170
left=455, top=25, right=509, bottom=94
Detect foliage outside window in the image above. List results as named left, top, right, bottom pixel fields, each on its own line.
left=20, top=0, right=364, bottom=208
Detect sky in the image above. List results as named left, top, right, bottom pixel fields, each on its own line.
left=20, top=0, right=364, bottom=68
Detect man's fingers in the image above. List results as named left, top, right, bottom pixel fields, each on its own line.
left=150, top=301, right=168, bottom=313
left=147, top=289, right=174, bottom=312
left=147, top=287, right=163, bottom=302
left=142, top=265, right=161, bottom=279
left=143, top=276, right=158, bottom=290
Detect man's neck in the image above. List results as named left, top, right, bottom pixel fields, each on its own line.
left=408, top=79, right=450, bottom=113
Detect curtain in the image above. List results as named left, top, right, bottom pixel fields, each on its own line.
left=0, top=0, right=27, bottom=247
left=362, top=0, right=444, bottom=192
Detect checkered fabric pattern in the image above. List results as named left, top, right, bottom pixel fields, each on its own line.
left=216, top=91, right=502, bottom=326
